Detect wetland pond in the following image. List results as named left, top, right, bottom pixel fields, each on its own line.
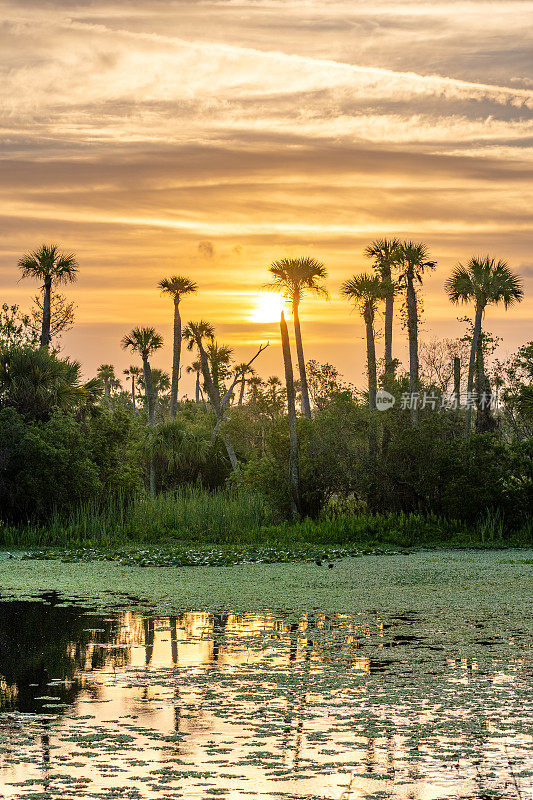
left=0, top=550, right=531, bottom=799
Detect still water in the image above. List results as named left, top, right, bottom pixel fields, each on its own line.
left=0, top=595, right=531, bottom=799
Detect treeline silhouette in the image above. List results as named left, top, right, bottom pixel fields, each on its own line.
left=0, top=241, right=530, bottom=539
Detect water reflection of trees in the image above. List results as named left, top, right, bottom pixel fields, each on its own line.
left=0, top=600, right=126, bottom=712
left=0, top=603, right=528, bottom=799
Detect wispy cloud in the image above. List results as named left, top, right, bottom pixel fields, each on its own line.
left=0, top=0, right=531, bottom=380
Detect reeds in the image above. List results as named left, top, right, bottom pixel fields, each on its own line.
left=1, top=492, right=529, bottom=551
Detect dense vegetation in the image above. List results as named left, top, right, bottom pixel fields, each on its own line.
left=0, top=241, right=530, bottom=552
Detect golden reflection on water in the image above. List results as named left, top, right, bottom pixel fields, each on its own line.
left=0, top=606, right=530, bottom=799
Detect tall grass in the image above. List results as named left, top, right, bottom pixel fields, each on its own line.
left=0, top=488, right=274, bottom=548
left=0, top=490, right=530, bottom=550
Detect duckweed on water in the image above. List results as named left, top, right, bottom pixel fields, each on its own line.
left=0, top=550, right=530, bottom=799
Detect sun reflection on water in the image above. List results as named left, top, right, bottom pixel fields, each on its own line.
left=0, top=602, right=530, bottom=799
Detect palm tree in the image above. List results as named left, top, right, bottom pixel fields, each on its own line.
left=445, top=256, right=523, bottom=435
left=186, top=360, right=203, bottom=403
left=265, top=257, right=328, bottom=418
left=341, top=273, right=391, bottom=411
left=182, top=321, right=216, bottom=405
left=247, top=375, right=264, bottom=404
left=264, top=375, right=286, bottom=416
left=97, top=364, right=115, bottom=400
left=183, top=321, right=243, bottom=470
left=364, top=238, right=400, bottom=374
left=206, top=342, right=233, bottom=399
left=266, top=375, right=283, bottom=396
left=183, top=321, right=267, bottom=471
left=0, top=347, right=102, bottom=421
left=397, top=242, right=437, bottom=425
left=122, top=327, right=163, bottom=495
left=121, top=327, right=163, bottom=427
left=18, top=245, right=79, bottom=348
left=123, top=365, right=141, bottom=413
left=150, top=368, right=170, bottom=395
left=234, top=363, right=256, bottom=406
left=140, top=368, right=171, bottom=413
left=280, top=309, right=301, bottom=517
left=158, top=276, right=198, bottom=418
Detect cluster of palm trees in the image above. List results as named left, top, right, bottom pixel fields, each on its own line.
left=16, top=243, right=524, bottom=451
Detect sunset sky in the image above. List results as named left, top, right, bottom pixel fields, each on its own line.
left=1, top=0, right=532, bottom=393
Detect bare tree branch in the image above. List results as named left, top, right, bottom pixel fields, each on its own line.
left=219, top=343, right=269, bottom=413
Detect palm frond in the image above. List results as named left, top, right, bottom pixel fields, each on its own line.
left=18, top=244, right=78, bottom=284
left=158, top=275, right=198, bottom=298
left=121, top=326, right=163, bottom=359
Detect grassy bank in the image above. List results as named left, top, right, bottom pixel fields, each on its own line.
left=0, top=489, right=530, bottom=564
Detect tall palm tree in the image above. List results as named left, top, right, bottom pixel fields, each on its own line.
left=397, top=242, right=437, bottom=425
left=97, top=364, right=115, bottom=400
left=280, top=309, right=301, bottom=518
left=341, top=273, right=391, bottom=411
left=121, top=327, right=163, bottom=427
left=265, top=257, right=328, bottom=419
left=158, top=276, right=198, bottom=418
left=18, top=244, right=79, bottom=349
left=186, top=360, right=203, bottom=403
left=123, top=365, right=141, bottom=413
left=445, top=256, right=523, bottom=435
left=364, top=238, right=400, bottom=374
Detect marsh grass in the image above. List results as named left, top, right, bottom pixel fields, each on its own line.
left=0, top=489, right=530, bottom=555
left=0, top=488, right=273, bottom=547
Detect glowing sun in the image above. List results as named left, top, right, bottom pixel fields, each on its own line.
left=249, top=293, right=286, bottom=323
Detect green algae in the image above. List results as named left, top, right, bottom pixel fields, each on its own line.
left=0, top=549, right=531, bottom=618
left=0, top=550, right=531, bottom=799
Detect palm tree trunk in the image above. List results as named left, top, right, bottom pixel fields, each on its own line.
left=104, top=379, right=110, bottom=400
left=238, top=378, right=246, bottom=406
left=195, top=370, right=200, bottom=403
left=406, top=275, right=419, bottom=426
left=149, top=461, right=156, bottom=495
left=143, top=358, right=156, bottom=426
left=475, top=332, right=494, bottom=432
left=365, top=315, right=377, bottom=411
left=383, top=266, right=394, bottom=374
left=170, top=299, right=181, bottom=418
left=292, top=300, right=312, bottom=419
left=131, top=376, right=137, bottom=413
left=453, top=356, right=461, bottom=400
left=199, top=346, right=218, bottom=410
left=366, top=313, right=378, bottom=458
left=475, top=335, right=484, bottom=404
left=280, top=310, right=301, bottom=518
left=143, top=358, right=156, bottom=495
left=465, top=303, right=483, bottom=436
left=41, top=278, right=52, bottom=348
